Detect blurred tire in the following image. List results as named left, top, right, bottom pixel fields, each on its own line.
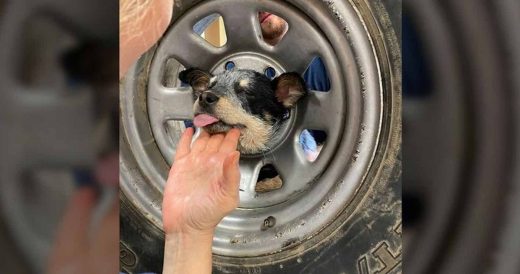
left=403, top=0, right=520, bottom=273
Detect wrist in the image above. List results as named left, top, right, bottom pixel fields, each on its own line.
left=164, top=224, right=215, bottom=237
left=165, top=229, right=214, bottom=245
left=163, top=230, right=214, bottom=274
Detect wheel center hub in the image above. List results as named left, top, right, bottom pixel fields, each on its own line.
left=211, top=52, right=284, bottom=76
left=211, top=52, right=294, bottom=159
left=210, top=53, right=304, bottom=208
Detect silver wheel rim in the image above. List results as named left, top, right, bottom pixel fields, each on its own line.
left=121, top=0, right=383, bottom=257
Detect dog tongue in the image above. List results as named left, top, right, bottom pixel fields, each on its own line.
left=194, top=114, right=219, bottom=127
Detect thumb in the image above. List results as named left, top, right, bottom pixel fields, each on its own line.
left=222, top=151, right=241, bottom=194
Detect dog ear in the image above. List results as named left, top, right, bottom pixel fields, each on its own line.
left=179, top=68, right=213, bottom=92
left=272, top=72, right=307, bottom=108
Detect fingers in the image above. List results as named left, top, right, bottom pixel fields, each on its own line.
left=222, top=151, right=241, bottom=195
left=174, top=127, right=194, bottom=161
left=205, top=133, right=225, bottom=152
left=191, top=129, right=210, bottom=153
left=218, top=128, right=241, bottom=153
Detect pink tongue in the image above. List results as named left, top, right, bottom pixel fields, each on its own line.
left=193, top=114, right=219, bottom=127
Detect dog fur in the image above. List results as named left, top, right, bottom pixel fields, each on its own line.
left=179, top=68, right=307, bottom=154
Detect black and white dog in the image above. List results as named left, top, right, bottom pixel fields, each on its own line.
left=179, top=68, right=307, bottom=154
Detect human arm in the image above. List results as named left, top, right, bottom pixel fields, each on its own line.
left=120, top=0, right=174, bottom=78
left=162, top=128, right=241, bottom=274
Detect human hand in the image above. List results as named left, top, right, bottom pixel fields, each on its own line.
left=162, top=127, right=241, bottom=236
left=46, top=151, right=119, bottom=274
left=46, top=187, right=118, bottom=274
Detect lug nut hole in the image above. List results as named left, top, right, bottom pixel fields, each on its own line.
left=264, top=67, right=276, bottom=79
left=225, top=61, right=235, bottom=70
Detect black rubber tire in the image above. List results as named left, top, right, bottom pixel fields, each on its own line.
left=402, top=1, right=520, bottom=273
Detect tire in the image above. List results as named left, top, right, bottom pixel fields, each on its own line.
left=0, top=0, right=117, bottom=272
left=120, top=0, right=401, bottom=273
left=402, top=1, right=520, bottom=273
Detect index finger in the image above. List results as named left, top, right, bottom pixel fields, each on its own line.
left=218, top=128, right=241, bottom=153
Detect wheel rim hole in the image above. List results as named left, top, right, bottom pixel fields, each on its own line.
left=403, top=192, right=425, bottom=228
left=302, top=56, right=331, bottom=92
left=162, top=57, right=185, bottom=88
left=258, top=11, right=289, bottom=46
left=255, top=164, right=282, bottom=193
left=225, top=61, right=235, bottom=71
left=402, top=13, right=433, bottom=98
left=264, top=67, right=276, bottom=79
left=300, top=129, right=327, bottom=162
left=193, top=13, right=227, bottom=47
left=21, top=15, right=76, bottom=88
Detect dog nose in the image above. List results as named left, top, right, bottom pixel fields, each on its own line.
left=200, top=92, right=219, bottom=105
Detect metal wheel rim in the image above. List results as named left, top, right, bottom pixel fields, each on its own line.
left=121, top=0, right=383, bottom=257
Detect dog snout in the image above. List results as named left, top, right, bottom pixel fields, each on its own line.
left=199, top=92, right=219, bottom=106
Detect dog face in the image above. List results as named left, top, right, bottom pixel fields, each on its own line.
left=179, top=68, right=307, bottom=154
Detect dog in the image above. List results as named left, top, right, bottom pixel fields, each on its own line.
left=179, top=67, right=307, bottom=154
left=179, top=67, right=307, bottom=193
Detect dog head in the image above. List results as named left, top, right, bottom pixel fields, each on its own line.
left=179, top=68, right=307, bottom=154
